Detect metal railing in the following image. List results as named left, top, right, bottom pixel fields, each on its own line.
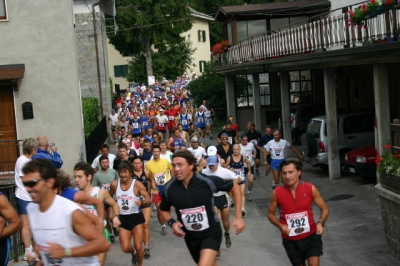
left=220, top=7, right=400, bottom=66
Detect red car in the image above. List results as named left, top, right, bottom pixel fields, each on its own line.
left=344, top=144, right=377, bottom=179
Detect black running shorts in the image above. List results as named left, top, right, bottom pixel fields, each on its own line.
left=213, top=194, right=228, bottom=211
left=282, top=233, right=323, bottom=266
left=184, top=225, right=222, bottom=263
left=119, top=212, right=145, bottom=231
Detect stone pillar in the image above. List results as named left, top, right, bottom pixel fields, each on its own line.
left=225, top=75, right=236, bottom=120
left=252, top=73, right=262, bottom=131
left=373, top=64, right=391, bottom=154
left=279, top=71, right=292, bottom=142
left=323, top=68, right=340, bottom=182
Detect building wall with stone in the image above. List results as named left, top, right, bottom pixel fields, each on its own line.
left=74, top=1, right=111, bottom=116
left=0, top=0, right=86, bottom=172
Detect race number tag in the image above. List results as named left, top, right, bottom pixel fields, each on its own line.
left=197, top=117, right=203, bottom=123
left=142, top=122, right=148, bottom=127
left=182, top=120, right=188, bottom=125
left=180, top=206, right=209, bottom=231
left=118, top=195, right=133, bottom=212
left=133, top=122, right=139, bottom=128
left=232, top=169, right=245, bottom=181
left=143, top=160, right=149, bottom=168
left=285, top=211, right=310, bottom=237
left=101, top=183, right=110, bottom=191
left=228, top=136, right=233, bottom=144
left=244, top=153, right=251, bottom=161
left=159, top=122, right=164, bottom=127
left=154, top=172, right=166, bottom=185
left=168, top=116, right=174, bottom=121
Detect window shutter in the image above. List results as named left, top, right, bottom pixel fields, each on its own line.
left=198, top=30, right=202, bottom=41
left=202, top=31, right=206, bottom=42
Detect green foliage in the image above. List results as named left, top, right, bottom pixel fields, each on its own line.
left=127, top=40, right=195, bottom=83
left=187, top=61, right=226, bottom=120
left=82, top=97, right=100, bottom=139
left=377, top=145, right=400, bottom=175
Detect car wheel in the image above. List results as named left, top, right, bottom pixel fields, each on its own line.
left=301, top=133, right=318, bottom=158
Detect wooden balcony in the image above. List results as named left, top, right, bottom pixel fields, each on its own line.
left=219, top=7, right=400, bottom=69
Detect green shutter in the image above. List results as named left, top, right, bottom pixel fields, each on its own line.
left=198, top=30, right=201, bottom=41
left=202, top=31, right=206, bottom=42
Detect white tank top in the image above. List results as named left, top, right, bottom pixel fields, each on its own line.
left=116, top=179, right=141, bottom=215
left=83, top=187, right=100, bottom=216
left=26, top=195, right=100, bottom=266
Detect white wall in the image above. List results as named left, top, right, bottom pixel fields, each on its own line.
left=0, top=0, right=86, bottom=173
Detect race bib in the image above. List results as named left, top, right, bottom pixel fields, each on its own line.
left=180, top=206, right=209, bottom=231
left=154, top=172, right=166, bottom=185
left=101, top=183, right=110, bottom=191
left=142, top=122, right=148, bottom=126
left=168, top=116, right=174, bottom=121
left=118, top=195, right=133, bottom=212
left=232, top=169, right=245, bottom=181
left=143, top=160, right=149, bottom=168
left=197, top=118, right=203, bottom=123
left=182, top=120, right=188, bottom=125
left=244, top=153, right=251, bottom=161
left=228, top=136, right=233, bottom=144
left=159, top=122, right=164, bottom=127
left=285, top=211, right=310, bottom=237
left=133, top=122, right=139, bottom=128
left=43, top=253, right=64, bottom=266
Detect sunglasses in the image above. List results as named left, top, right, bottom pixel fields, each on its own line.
left=23, top=179, right=44, bottom=188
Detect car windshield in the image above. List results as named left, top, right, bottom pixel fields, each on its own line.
left=307, top=120, right=321, bottom=138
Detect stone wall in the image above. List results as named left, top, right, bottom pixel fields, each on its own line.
left=376, top=184, right=400, bottom=259
left=75, top=12, right=111, bottom=116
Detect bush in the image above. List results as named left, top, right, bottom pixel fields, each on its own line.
left=82, top=97, right=100, bottom=139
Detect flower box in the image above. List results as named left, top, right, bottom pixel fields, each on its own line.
left=380, top=173, right=400, bottom=194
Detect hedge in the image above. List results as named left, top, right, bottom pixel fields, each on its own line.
left=82, top=97, right=100, bottom=139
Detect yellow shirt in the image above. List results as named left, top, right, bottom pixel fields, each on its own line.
left=145, top=158, right=173, bottom=186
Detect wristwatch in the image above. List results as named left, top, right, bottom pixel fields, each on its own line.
left=317, top=220, right=325, bottom=227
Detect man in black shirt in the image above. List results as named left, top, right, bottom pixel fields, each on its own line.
left=216, top=133, right=233, bottom=164
left=257, top=125, right=274, bottom=176
left=159, top=151, right=245, bottom=265
left=244, top=121, right=262, bottom=176
left=217, top=121, right=237, bottom=144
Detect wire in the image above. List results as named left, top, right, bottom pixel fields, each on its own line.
left=106, top=17, right=191, bottom=34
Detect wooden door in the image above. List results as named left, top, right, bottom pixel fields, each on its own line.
left=0, top=83, right=18, bottom=174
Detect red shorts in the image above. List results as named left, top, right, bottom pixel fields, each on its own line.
left=168, top=122, right=175, bottom=129
left=152, top=193, right=162, bottom=204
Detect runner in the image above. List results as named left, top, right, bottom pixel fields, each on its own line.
left=243, top=121, right=262, bottom=176
left=92, top=155, right=120, bottom=242
left=167, top=127, right=186, bottom=153
left=164, top=104, right=179, bottom=138
left=110, top=161, right=151, bottom=266
left=0, top=191, right=22, bottom=266
left=195, top=106, right=206, bottom=140
left=22, top=159, right=109, bottom=266
left=216, top=133, right=233, bottom=164
left=74, top=162, right=121, bottom=266
left=257, top=125, right=274, bottom=177
left=113, top=143, right=136, bottom=170
left=91, top=144, right=117, bottom=172
left=217, top=121, right=237, bottom=145
left=239, top=136, right=256, bottom=202
left=132, top=156, right=152, bottom=259
left=267, top=159, right=329, bottom=266
left=225, top=144, right=252, bottom=217
left=201, top=156, right=241, bottom=254
left=178, top=108, right=191, bottom=133
left=187, top=137, right=207, bottom=166
left=263, top=129, right=304, bottom=189
left=159, top=151, right=245, bottom=265
left=139, top=139, right=153, bottom=169
left=145, top=145, right=174, bottom=236
left=156, top=108, right=169, bottom=140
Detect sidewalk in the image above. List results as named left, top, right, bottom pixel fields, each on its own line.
left=9, top=132, right=399, bottom=265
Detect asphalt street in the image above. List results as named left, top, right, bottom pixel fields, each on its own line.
left=9, top=132, right=400, bottom=265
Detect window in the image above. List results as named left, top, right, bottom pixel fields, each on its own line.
left=259, top=73, right=271, bottom=106
left=114, top=65, right=128, bottom=78
left=0, top=0, right=8, bottom=20
left=235, top=73, right=271, bottom=107
left=236, top=20, right=267, bottom=42
left=198, top=30, right=206, bottom=42
left=289, top=70, right=313, bottom=104
left=199, top=61, right=206, bottom=73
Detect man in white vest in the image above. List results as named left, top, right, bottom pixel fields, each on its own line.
left=22, top=158, right=110, bottom=266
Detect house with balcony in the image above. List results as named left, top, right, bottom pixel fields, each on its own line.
left=214, top=0, right=400, bottom=258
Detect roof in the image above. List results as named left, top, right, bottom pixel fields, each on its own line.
left=215, top=0, right=331, bottom=21
left=189, top=7, right=214, bottom=21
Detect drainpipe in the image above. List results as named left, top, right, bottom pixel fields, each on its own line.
left=92, top=2, right=104, bottom=117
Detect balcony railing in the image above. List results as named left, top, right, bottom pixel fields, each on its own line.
left=220, top=7, right=400, bottom=67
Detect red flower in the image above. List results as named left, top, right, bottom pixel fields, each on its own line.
left=396, top=154, right=400, bottom=159
left=375, top=156, right=382, bottom=164
left=385, top=144, right=391, bottom=149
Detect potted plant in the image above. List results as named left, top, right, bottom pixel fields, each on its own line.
left=348, top=7, right=366, bottom=28
left=376, top=144, right=400, bottom=193
left=212, top=40, right=232, bottom=64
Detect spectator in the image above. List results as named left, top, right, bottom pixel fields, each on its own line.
left=32, top=135, right=63, bottom=169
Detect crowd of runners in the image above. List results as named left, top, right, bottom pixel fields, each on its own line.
left=0, top=80, right=329, bottom=266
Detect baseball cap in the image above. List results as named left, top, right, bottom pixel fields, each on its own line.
left=221, top=133, right=229, bottom=138
left=122, top=138, right=130, bottom=144
left=207, top=156, right=219, bottom=166
left=191, top=137, right=198, bottom=142
left=159, top=108, right=164, bottom=112
left=207, top=146, right=217, bottom=156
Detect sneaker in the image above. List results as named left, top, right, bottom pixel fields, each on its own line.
left=230, top=199, right=234, bottom=208
left=23, top=248, right=32, bottom=261
left=245, top=192, right=252, bottom=202
left=217, top=249, right=221, bottom=257
left=113, top=227, right=119, bottom=237
left=144, top=247, right=150, bottom=258
left=225, top=234, right=232, bottom=248
left=131, top=251, right=138, bottom=266
left=160, top=225, right=167, bottom=235
left=241, top=209, right=247, bottom=217
left=152, top=203, right=157, bottom=210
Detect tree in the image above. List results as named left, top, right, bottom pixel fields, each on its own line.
left=107, top=0, right=193, bottom=81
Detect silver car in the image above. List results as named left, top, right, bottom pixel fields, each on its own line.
left=301, top=111, right=375, bottom=174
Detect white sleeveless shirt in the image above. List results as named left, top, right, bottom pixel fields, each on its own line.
left=116, top=179, right=141, bottom=215
left=27, top=195, right=100, bottom=266
left=83, top=187, right=100, bottom=216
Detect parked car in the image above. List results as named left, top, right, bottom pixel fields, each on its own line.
left=301, top=111, right=375, bottom=174
left=278, top=103, right=343, bottom=144
left=344, top=144, right=376, bottom=179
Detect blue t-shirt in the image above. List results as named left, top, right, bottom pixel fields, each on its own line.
left=61, top=188, right=77, bottom=201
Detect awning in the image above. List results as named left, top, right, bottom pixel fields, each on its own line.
left=0, top=64, right=25, bottom=80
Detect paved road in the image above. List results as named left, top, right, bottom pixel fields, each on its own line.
left=9, top=133, right=400, bottom=265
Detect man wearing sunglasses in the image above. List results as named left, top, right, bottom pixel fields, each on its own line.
left=22, top=159, right=110, bottom=266
left=217, top=121, right=237, bottom=145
